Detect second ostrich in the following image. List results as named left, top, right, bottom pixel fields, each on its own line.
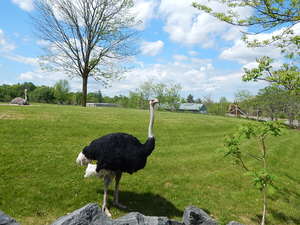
left=76, top=99, right=159, bottom=216
left=10, top=89, right=29, bottom=105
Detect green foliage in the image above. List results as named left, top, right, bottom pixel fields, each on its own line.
left=187, top=94, right=194, bottom=103
left=205, top=97, right=230, bottom=116
left=243, top=56, right=300, bottom=93
left=206, top=102, right=230, bottom=116
left=30, top=86, right=55, bottom=103
left=54, top=80, right=70, bottom=104
left=0, top=83, right=36, bottom=102
left=223, top=121, right=283, bottom=225
left=87, top=91, right=103, bottom=103
left=129, top=81, right=182, bottom=111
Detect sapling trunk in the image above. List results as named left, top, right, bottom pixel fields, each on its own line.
left=260, top=137, right=267, bottom=225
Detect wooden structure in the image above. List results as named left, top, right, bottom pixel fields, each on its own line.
left=227, top=103, right=246, bottom=117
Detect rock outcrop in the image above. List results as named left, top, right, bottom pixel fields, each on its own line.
left=50, top=203, right=243, bottom=225
left=0, top=210, right=20, bottom=225
left=0, top=204, right=244, bottom=225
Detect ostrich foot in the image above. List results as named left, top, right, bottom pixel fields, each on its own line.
left=102, top=207, right=112, bottom=217
left=113, top=201, right=127, bottom=209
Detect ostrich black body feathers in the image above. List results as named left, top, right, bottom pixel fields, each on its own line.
left=82, top=133, right=155, bottom=174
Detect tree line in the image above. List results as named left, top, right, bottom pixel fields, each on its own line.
left=0, top=80, right=182, bottom=109
left=0, top=81, right=100, bottom=105
left=1, top=80, right=299, bottom=125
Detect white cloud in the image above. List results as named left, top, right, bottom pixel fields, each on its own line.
left=220, top=39, right=282, bottom=65
left=140, top=40, right=164, bottom=56
left=0, top=29, right=15, bottom=52
left=36, top=39, right=51, bottom=47
left=5, top=54, right=39, bottom=66
left=11, top=0, right=34, bottom=12
left=99, top=57, right=265, bottom=101
left=158, top=0, right=251, bottom=47
left=188, top=50, right=198, bottom=56
left=173, top=54, right=188, bottom=61
left=131, top=0, right=158, bottom=30
left=220, top=23, right=300, bottom=67
left=18, top=69, right=78, bottom=87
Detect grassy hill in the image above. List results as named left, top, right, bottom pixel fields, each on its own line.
left=0, top=104, right=299, bottom=225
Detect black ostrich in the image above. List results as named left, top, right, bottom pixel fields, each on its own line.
left=76, top=99, right=159, bottom=216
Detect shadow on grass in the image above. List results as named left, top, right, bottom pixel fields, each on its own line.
left=269, top=209, right=300, bottom=225
left=269, top=174, right=300, bottom=204
left=251, top=173, right=300, bottom=225
left=96, top=189, right=183, bottom=218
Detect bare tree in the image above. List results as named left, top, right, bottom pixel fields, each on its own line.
left=33, top=0, right=138, bottom=106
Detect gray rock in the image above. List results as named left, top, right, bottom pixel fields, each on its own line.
left=226, top=222, right=244, bottom=225
left=113, top=212, right=176, bottom=225
left=0, top=210, right=20, bottom=225
left=51, top=203, right=112, bottom=225
left=49, top=204, right=245, bottom=225
left=182, top=206, right=218, bottom=225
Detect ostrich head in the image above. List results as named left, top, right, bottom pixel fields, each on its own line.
left=149, top=98, right=159, bottom=106
left=76, top=151, right=92, bottom=166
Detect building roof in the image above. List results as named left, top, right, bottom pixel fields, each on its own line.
left=86, top=103, right=119, bottom=107
left=179, top=103, right=206, bottom=111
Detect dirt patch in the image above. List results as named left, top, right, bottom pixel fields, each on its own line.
left=0, top=112, right=25, bottom=120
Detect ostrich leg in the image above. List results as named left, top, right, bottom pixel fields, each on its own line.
left=113, top=171, right=127, bottom=209
left=102, top=175, right=112, bottom=217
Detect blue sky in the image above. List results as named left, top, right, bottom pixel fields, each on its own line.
left=0, top=0, right=295, bottom=101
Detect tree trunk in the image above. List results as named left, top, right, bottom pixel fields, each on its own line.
left=261, top=186, right=267, bottom=225
left=82, top=75, right=88, bottom=107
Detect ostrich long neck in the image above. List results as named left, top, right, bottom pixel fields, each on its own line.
left=24, top=90, right=27, bottom=101
left=148, top=104, right=155, bottom=138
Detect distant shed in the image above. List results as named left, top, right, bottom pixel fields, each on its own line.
left=86, top=103, right=119, bottom=107
left=179, top=103, right=207, bottom=113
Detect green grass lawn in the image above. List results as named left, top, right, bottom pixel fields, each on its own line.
left=0, top=104, right=299, bottom=225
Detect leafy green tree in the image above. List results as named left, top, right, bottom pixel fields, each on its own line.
left=224, top=121, right=282, bottom=225
left=128, top=91, right=146, bottom=109
left=243, top=57, right=300, bottom=93
left=33, top=0, right=138, bottom=107
left=282, top=92, right=300, bottom=126
left=256, top=86, right=286, bottom=120
left=234, top=90, right=253, bottom=117
left=234, top=90, right=252, bottom=103
left=217, top=97, right=230, bottom=116
left=30, top=86, right=55, bottom=103
left=163, top=83, right=182, bottom=111
left=87, top=91, right=103, bottom=103
left=54, top=80, right=70, bottom=104
left=133, top=81, right=182, bottom=110
left=0, top=85, right=13, bottom=102
left=111, top=95, right=130, bottom=107
left=0, top=83, right=36, bottom=102
left=187, top=94, right=194, bottom=103
left=21, top=82, right=36, bottom=93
